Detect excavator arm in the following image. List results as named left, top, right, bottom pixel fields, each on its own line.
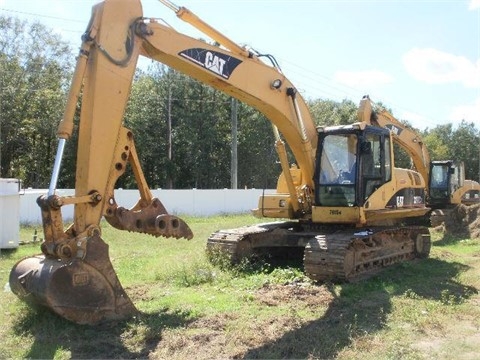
left=10, top=0, right=318, bottom=324
left=357, top=95, right=430, bottom=184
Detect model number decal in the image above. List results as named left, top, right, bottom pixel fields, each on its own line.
left=330, top=209, right=342, bottom=215
left=179, top=48, right=242, bottom=79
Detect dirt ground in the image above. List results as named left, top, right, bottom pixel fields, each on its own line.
left=444, top=203, right=480, bottom=238
left=147, top=281, right=480, bottom=360
left=150, top=284, right=335, bottom=359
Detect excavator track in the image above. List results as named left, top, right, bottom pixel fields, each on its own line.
left=206, top=221, right=299, bottom=263
left=304, top=226, right=431, bottom=282
left=207, top=223, right=431, bottom=282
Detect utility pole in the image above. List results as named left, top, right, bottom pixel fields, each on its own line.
left=166, top=85, right=173, bottom=189
left=230, top=98, right=238, bottom=189
left=0, top=81, right=2, bottom=177
left=0, top=112, right=2, bottom=178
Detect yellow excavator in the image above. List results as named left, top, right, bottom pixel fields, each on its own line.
left=428, top=160, right=480, bottom=225
left=355, top=96, right=480, bottom=225
left=10, top=0, right=432, bottom=325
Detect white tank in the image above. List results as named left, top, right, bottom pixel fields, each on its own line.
left=0, top=178, right=20, bottom=249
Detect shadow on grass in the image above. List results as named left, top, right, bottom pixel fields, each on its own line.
left=0, top=248, right=20, bottom=260
left=12, top=306, right=195, bottom=359
left=242, top=258, right=478, bottom=359
left=433, top=231, right=474, bottom=247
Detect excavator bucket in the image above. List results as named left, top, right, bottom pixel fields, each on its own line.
left=9, top=233, right=136, bottom=325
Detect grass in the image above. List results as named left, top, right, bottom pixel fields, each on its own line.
left=1, top=215, right=479, bottom=359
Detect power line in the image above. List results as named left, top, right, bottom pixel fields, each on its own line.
left=0, top=7, right=84, bottom=23
left=0, top=6, right=470, bottom=129
left=277, top=57, right=442, bottom=129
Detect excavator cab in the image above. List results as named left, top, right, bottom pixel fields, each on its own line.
left=314, top=124, right=391, bottom=210
left=312, top=121, right=429, bottom=227
left=428, top=160, right=463, bottom=207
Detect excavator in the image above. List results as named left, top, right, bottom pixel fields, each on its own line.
left=208, top=98, right=432, bottom=283
left=10, top=0, right=431, bottom=325
left=428, top=160, right=480, bottom=225
left=354, top=96, right=480, bottom=225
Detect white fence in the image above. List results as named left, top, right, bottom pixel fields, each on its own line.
left=1, top=179, right=20, bottom=248
left=20, top=188, right=275, bottom=225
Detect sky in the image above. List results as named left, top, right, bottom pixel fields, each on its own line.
left=0, top=0, right=479, bottom=131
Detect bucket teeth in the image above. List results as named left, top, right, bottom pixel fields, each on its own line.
left=105, top=197, right=193, bottom=239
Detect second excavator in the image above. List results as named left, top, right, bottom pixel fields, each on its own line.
left=354, top=96, right=480, bottom=226
left=10, top=0, right=432, bottom=325
left=428, top=160, right=480, bottom=225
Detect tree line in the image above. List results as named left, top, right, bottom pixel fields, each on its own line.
left=1, top=16, right=479, bottom=190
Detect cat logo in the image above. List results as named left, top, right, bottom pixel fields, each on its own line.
left=396, top=196, right=404, bottom=207
left=179, top=48, right=242, bottom=79
left=204, top=52, right=226, bottom=76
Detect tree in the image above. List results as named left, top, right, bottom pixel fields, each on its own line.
left=422, top=122, right=480, bottom=181
left=449, top=121, right=479, bottom=180
left=123, top=65, right=170, bottom=189
left=423, top=132, right=449, bottom=161
left=307, top=98, right=357, bottom=126
left=125, top=66, right=234, bottom=189
left=171, top=73, right=231, bottom=188
left=422, top=123, right=453, bottom=161
left=0, top=16, right=72, bottom=186
left=236, top=103, right=279, bottom=189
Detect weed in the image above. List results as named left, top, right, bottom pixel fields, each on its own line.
left=153, top=260, right=218, bottom=287
left=403, top=288, right=422, bottom=300
left=204, top=244, right=234, bottom=270
left=175, top=264, right=217, bottom=287
left=205, top=245, right=270, bottom=277
left=266, top=267, right=309, bottom=285
left=440, top=289, right=464, bottom=306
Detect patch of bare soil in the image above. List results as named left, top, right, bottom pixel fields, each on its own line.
left=412, top=313, right=480, bottom=359
left=125, top=284, right=156, bottom=302
left=149, top=283, right=334, bottom=360
left=444, top=203, right=480, bottom=238
left=152, top=312, right=236, bottom=359
left=254, top=283, right=334, bottom=308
